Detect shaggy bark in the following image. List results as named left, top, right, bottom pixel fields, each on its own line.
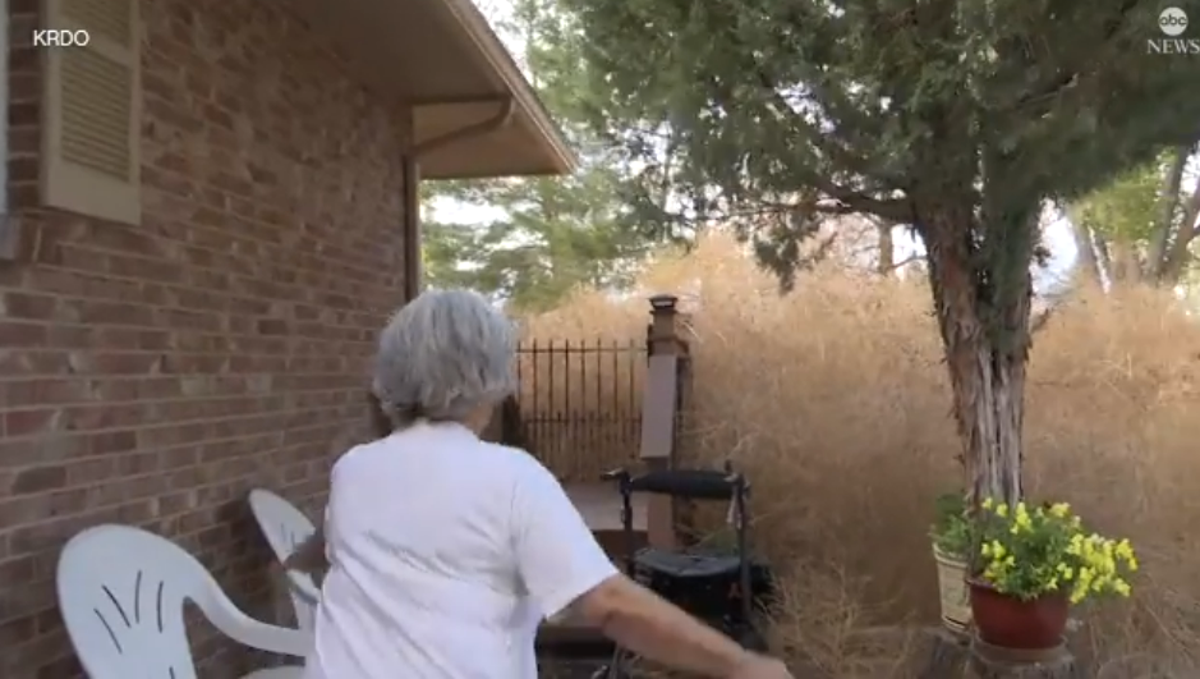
left=919, top=200, right=1032, bottom=509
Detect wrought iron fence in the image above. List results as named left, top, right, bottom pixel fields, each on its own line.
left=512, top=338, right=646, bottom=481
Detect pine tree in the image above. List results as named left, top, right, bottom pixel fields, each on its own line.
left=558, top=0, right=1200, bottom=505
left=422, top=0, right=651, bottom=312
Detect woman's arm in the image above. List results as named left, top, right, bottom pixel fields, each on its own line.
left=573, top=574, right=782, bottom=678
left=510, top=464, right=790, bottom=679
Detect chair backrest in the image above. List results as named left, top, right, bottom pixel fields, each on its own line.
left=247, top=489, right=320, bottom=631
left=56, top=524, right=310, bottom=679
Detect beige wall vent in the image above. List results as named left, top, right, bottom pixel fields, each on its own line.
left=41, top=0, right=140, bottom=225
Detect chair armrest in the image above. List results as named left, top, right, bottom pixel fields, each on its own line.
left=287, top=569, right=321, bottom=607
left=197, top=587, right=313, bottom=657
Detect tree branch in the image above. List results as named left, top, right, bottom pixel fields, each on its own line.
left=702, top=4, right=912, bottom=224
left=805, top=192, right=912, bottom=221
left=1005, top=0, right=1142, bottom=118
left=885, top=253, right=926, bottom=272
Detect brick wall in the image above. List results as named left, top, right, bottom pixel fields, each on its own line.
left=1, top=0, right=410, bottom=676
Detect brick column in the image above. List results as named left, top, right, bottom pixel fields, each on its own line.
left=641, top=294, right=686, bottom=549
left=647, top=294, right=685, bottom=355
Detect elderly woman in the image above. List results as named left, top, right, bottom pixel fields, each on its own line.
left=282, top=390, right=392, bottom=576
left=301, top=290, right=792, bottom=679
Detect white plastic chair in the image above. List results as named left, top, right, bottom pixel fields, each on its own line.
left=57, top=524, right=310, bottom=679
left=247, top=489, right=321, bottom=632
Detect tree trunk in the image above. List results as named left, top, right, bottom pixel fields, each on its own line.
left=969, top=638, right=1080, bottom=679
left=1145, top=146, right=1189, bottom=280
left=1065, top=213, right=1102, bottom=288
left=921, top=630, right=1081, bottom=679
left=1092, top=234, right=1113, bottom=283
left=918, top=203, right=1032, bottom=509
left=1108, top=236, right=1142, bottom=286
left=877, top=219, right=895, bottom=275
left=1159, top=177, right=1200, bottom=285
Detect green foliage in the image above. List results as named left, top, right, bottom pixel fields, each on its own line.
left=560, top=0, right=1200, bottom=290
left=1074, top=158, right=1165, bottom=243
left=420, top=0, right=655, bottom=311
left=975, top=499, right=1137, bottom=603
left=930, top=492, right=971, bottom=557
left=423, top=170, right=647, bottom=311
left=1069, top=145, right=1200, bottom=285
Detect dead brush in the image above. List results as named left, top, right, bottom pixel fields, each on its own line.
left=521, top=233, right=1200, bottom=675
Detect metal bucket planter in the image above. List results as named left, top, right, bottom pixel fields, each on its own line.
left=933, top=545, right=972, bottom=633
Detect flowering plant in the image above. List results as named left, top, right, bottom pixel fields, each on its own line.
left=974, top=497, right=1138, bottom=604
left=930, top=492, right=970, bottom=557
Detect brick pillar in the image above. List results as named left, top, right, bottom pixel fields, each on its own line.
left=647, top=294, right=685, bottom=355
left=642, top=294, right=686, bottom=549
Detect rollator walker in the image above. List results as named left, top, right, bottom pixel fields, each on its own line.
left=592, top=462, right=774, bottom=678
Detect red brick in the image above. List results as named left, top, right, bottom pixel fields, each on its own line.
left=0, top=0, right=410, bottom=674
left=0, top=321, right=48, bottom=347
left=9, top=467, right=67, bottom=495
left=4, top=410, right=63, bottom=437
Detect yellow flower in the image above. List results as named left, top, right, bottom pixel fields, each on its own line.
left=1013, top=503, right=1033, bottom=532
left=1067, top=533, right=1085, bottom=555
left=980, top=541, right=999, bottom=558
left=972, top=498, right=1134, bottom=603
left=1114, top=539, right=1137, bottom=572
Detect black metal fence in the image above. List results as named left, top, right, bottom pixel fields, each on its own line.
left=511, top=338, right=646, bottom=481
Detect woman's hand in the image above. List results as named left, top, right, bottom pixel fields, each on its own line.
left=729, top=653, right=793, bottom=679
left=284, top=529, right=329, bottom=574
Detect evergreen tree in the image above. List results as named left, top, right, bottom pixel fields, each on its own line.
left=559, top=0, right=1200, bottom=505
left=422, top=0, right=650, bottom=312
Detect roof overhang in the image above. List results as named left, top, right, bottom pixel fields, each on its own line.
left=290, top=0, right=577, bottom=179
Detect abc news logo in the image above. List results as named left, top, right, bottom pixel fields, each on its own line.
left=1150, top=7, right=1199, bottom=54
left=32, top=29, right=91, bottom=47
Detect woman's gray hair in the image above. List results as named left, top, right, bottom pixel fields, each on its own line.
left=371, top=289, right=517, bottom=426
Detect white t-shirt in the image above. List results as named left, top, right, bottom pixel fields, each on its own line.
left=302, top=421, right=618, bottom=679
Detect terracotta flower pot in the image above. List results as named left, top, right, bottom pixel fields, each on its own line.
left=968, top=579, right=1069, bottom=650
